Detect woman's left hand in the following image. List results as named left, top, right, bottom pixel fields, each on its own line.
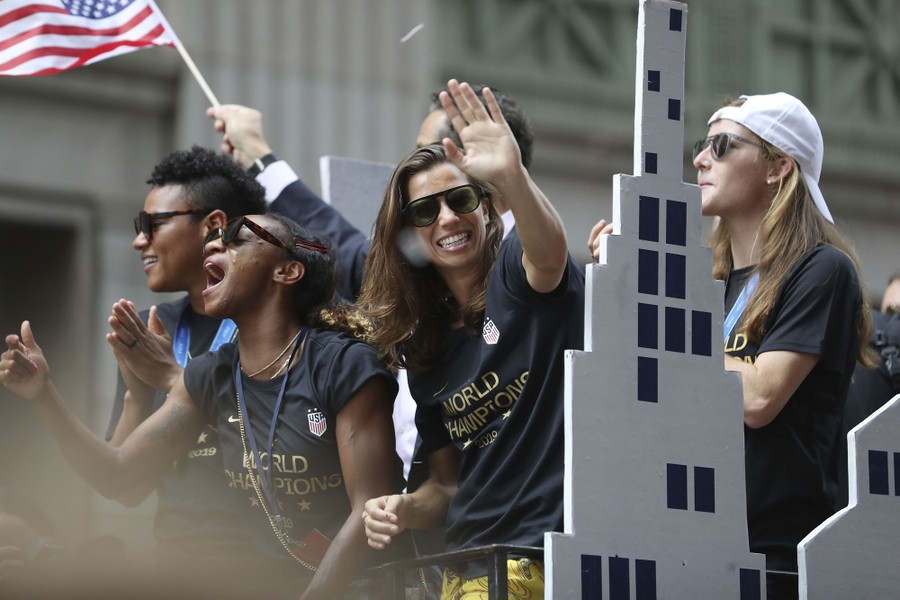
left=439, top=79, right=523, bottom=187
left=0, top=321, right=49, bottom=402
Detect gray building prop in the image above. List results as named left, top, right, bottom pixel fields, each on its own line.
left=546, top=2, right=766, bottom=597
left=799, top=394, right=900, bottom=599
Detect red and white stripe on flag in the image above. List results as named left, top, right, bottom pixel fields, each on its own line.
left=0, top=0, right=178, bottom=76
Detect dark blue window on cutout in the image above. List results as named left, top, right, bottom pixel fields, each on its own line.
left=665, top=253, right=686, bottom=299
left=870, top=450, right=889, bottom=495
left=639, top=249, right=659, bottom=295
left=635, top=559, right=657, bottom=600
left=609, top=556, right=630, bottom=600
left=639, top=196, right=659, bottom=242
left=648, top=70, right=660, bottom=92
left=740, top=569, right=762, bottom=600
left=692, top=311, right=712, bottom=356
left=665, top=307, right=685, bottom=353
left=668, top=98, right=681, bottom=121
left=666, top=200, right=687, bottom=246
left=637, top=356, right=658, bottom=403
left=582, top=554, right=603, bottom=600
left=669, top=8, right=683, bottom=31
left=645, top=152, right=658, bottom=174
left=694, top=466, right=715, bottom=513
left=895, top=453, right=900, bottom=496
left=667, top=463, right=688, bottom=510
left=638, top=303, right=658, bottom=349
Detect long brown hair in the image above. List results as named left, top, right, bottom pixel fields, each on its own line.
left=709, top=101, right=877, bottom=367
left=358, top=144, right=503, bottom=371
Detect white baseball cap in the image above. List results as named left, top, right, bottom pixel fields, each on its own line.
left=708, top=92, right=833, bottom=223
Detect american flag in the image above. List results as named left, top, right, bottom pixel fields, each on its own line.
left=0, top=0, right=177, bottom=77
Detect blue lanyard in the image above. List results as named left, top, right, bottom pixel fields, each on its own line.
left=233, top=328, right=307, bottom=526
left=173, top=309, right=237, bottom=368
left=723, top=272, right=758, bottom=344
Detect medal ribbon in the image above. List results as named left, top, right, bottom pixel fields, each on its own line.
left=173, top=308, right=237, bottom=367
left=723, top=272, right=759, bottom=344
left=233, top=328, right=307, bottom=526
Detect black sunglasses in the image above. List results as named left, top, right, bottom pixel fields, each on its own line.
left=692, top=132, right=766, bottom=161
left=133, top=209, right=208, bottom=240
left=203, top=216, right=328, bottom=257
left=401, top=184, right=483, bottom=228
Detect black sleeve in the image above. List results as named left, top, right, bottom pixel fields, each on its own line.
left=315, top=337, right=398, bottom=416
left=758, top=246, right=861, bottom=372
left=181, top=350, right=223, bottom=422
left=270, top=179, right=370, bottom=301
left=496, top=230, right=584, bottom=305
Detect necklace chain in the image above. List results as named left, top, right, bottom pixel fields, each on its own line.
left=235, top=392, right=317, bottom=572
left=244, top=329, right=302, bottom=378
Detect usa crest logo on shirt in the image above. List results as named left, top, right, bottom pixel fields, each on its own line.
left=307, top=410, right=327, bottom=437
left=482, top=318, right=500, bottom=345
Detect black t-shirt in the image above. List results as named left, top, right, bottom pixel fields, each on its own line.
left=183, top=327, right=400, bottom=574
left=724, top=244, right=861, bottom=571
left=410, top=232, right=585, bottom=570
left=105, top=297, right=257, bottom=571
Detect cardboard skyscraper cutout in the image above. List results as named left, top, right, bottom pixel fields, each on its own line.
left=544, top=1, right=767, bottom=597
left=799, top=394, right=900, bottom=599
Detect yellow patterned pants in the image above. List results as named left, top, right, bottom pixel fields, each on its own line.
left=440, top=558, right=544, bottom=600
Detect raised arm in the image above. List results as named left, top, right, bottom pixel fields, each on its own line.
left=302, top=377, right=397, bottom=599
left=1, top=321, right=203, bottom=498
left=440, top=79, right=569, bottom=293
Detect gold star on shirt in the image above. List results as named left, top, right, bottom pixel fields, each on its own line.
left=463, top=438, right=473, bottom=449
left=197, top=431, right=208, bottom=444
left=297, top=499, right=311, bottom=511
left=502, top=410, right=512, bottom=419
left=249, top=496, right=260, bottom=508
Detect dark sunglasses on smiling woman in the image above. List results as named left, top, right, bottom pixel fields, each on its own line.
left=692, top=132, right=767, bottom=161
left=401, top=184, right=483, bottom=228
left=203, top=216, right=328, bottom=257
left=133, top=209, right=209, bottom=241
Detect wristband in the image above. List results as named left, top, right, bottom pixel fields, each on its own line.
left=248, top=152, right=280, bottom=176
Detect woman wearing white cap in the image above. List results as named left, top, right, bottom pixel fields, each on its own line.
left=693, top=93, right=877, bottom=598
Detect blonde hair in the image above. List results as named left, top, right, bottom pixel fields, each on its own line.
left=358, top=144, right=503, bottom=371
left=709, top=101, right=877, bottom=367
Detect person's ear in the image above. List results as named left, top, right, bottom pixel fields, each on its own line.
left=203, top=209, right=228, bottom=233
left=766, top=157, right=793, bottom=185
left=274, top=260, right=305, bottom=285
left=481, top=194, right=491, bottom=222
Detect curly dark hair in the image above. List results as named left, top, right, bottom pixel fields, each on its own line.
left=264, top=214, right=373, bottom=341
left=147, top=145, right=266, bottom=218
left=428, top=84, right=535, bottom=169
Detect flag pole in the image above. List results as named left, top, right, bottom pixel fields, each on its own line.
left=149, top=1, right=220, bottom=108
left=172, top=37, right=220, bottom=108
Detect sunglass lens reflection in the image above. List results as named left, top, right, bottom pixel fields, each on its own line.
left=134, top=213, right=150, bottom=238
left=408, top=186, right=480, bottom=227
left=447, top=187, right=479, bottom=214
left=711, top=134, right=731, bottom=159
